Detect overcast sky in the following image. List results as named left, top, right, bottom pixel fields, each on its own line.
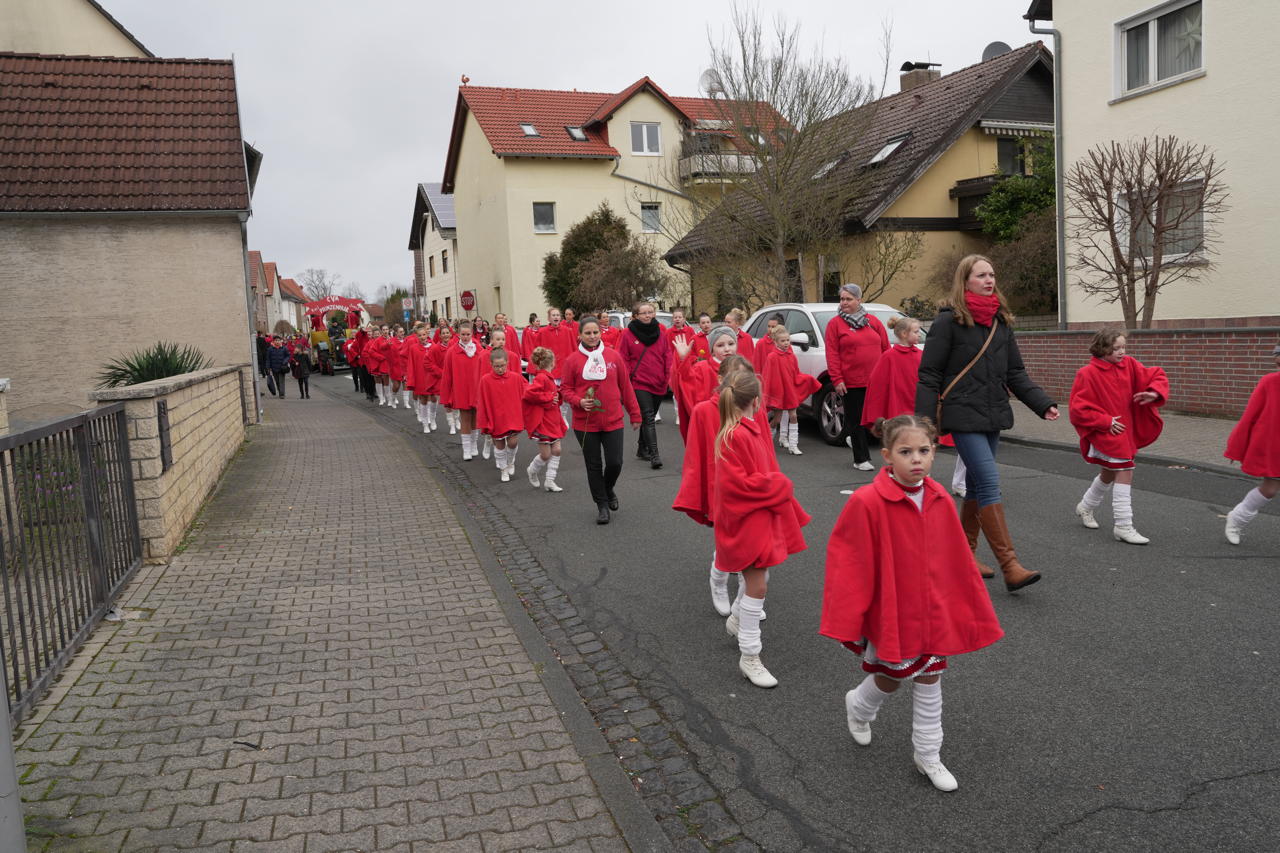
left=105, top=0, right=1041, bottom=300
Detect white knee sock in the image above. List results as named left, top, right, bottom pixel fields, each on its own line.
left=1230, top=487, right=1272, bottom=524
left=847, top=674, right=893, bottom=723
left=494, top=447, right=505, bottom=470
left=710, top=562, right=728, bottom=592
left=777, top=410, right=790, bottom=444
left=506, top=445, right=517, bottom=469
left=788, top=423, right=800, bottom=449
left=1081, top=474, right=1112, bottom=509
left=911, top=680, right=944, bottom=763
left=401, top=390, right=410, bottom=406
left=544, top=455, right=560, bottom=481
left=1112, top=483, right=1134, bottom=526
left=376, top=385, right=385, bottom=404
left=462, top=434, right=473, bottom=457
left=736, top=595, right=765, bottom=656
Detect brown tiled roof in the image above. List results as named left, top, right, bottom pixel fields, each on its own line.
left=582, top=77, right=692, bottom=128
left=0, top=53, right=251, bottom=213
left=248, top=250, right=263, bottom=291
left=279, top=278, right=305, bottom=302
left=666, top=43, right=1053, bottom=262
left=263, top=262, right=278, bottom=296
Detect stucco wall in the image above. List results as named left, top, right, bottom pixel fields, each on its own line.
left=881, top=128, right=1001, bottom=218
left=1056, top=1, right=1275, bottom=325
left=0, top=216, right=253, bottom=423
left=1, top=0, right=148, bottom=56
left=419, top=219, right=459, bottom=320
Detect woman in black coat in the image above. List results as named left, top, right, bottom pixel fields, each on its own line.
left=915, top=254, right=1059, bottom=592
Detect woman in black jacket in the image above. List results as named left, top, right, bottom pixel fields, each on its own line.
left=915, top=255, right=1059, bottom=592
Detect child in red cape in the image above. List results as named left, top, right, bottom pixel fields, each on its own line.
left=665, top=308, right=698, bottom=429
left=1223, top=343, right=1280, bottom=545
left=1069, top=329, right=1169, bottom=545
left=762, top=326, right=821, bottom=456
left=476, top=328, right=517, bottom=462
left=439, top=321, right=488, bottom=461
left=673, top=326, right=738, bottom=443
left=523, top=347, right=567, bottom=493
left=403, top=326, right=434, bottom=433
left=476, top=348, right=527, bottom=482
left=431, top=326, right=454, bottom=433
left=713, top=369, right=810, bottom=690
left=820, top=414, right=1003, bottom=793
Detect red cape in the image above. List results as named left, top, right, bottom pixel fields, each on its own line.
left=763, top=346, right=821, bottom=411
left=439, top=344, right=487, bottom=410
left=404, top=337, right=442, bottom=395
left=820, top=470, right=1003, bottom=661
left=711, top=417, right=810, bottom=572
left=862, top=345, right=921, bottom=427
left=1069, top=356, right=1168, bottom=462
left=522, top=371, right=567, bottom=439
left=476, top=371, right=528, bottom=436
left=1225, top=371, right=1280, bottom=477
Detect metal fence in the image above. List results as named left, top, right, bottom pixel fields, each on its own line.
left=0, top=404, right=141, bottom=725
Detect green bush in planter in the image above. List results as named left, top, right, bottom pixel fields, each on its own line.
left=96, top=342, right=213, bottom=388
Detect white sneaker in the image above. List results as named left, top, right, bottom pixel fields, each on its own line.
left=448, top=420, right=457, bottom=435
left=739, top=654, right=778, bottom=688
left=725, top=611, right=739, bottom=637
left=500, top=470, right=510, bottom=483
left=1075, top=502, right=1099, bottom=529
left=526, top=461, right=542, bottom=488
left=788, top=444, right=803, bottom=456
left=654, top=412, right=662, bottom=424
left=422, top=422, right=430, bottom=434
left=505, top=461, right=516, bottom=477
left=855, top=461, right=874, bottom=471
left=844, top=690, right=872, bottom=746
left=482, top=437, right=492, bottom=460
left=1225, top=514, right=1242, bottom=545
left=914, top=755, right=958, bottom=792
left=710, top=573, right=731, bottom=617
left=1113, top=525, right=1150, bottom=545
left=544, top=478, right=563, bottom=493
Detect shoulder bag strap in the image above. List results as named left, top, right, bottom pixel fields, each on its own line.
left=936, top=321, right=999, bottom=423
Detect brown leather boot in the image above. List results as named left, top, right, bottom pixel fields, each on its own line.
left=960, top=500, right=996, bottom=579
left=977, top=503, right=1041, bottom=591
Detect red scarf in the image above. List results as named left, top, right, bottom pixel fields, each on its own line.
left=964, top=292, right=1000, bottom=326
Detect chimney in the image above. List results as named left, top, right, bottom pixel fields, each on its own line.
left=899, top=61, right=941, bottom=92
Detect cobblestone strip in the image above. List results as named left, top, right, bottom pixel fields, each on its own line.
left=335, top=389, right=756, bottom=852
left=16, top=389, right=627, bottom=852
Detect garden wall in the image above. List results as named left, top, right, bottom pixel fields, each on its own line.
left=1016, top=327, right=1280, bottom=418
left=90, top=365, right=252, bottom=561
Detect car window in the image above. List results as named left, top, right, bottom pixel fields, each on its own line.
left=784, top=309, right=816, bottom=341
left=812, top=310, right=837, bottom=338
left=747, top=314, right=771, bottom=338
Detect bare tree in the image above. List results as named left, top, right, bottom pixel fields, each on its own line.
left=574, top=236, right=673, bottom=310
left=658, top=5, right=890, bottom=309
left=297, top=268, right=343, bottom=301
left=339, top=281, right=365, bottom=300
left=856, top=229, right=924, bottom=304
left=1065, top=135, right=1228, bottom=328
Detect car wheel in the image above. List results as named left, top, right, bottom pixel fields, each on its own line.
left=816, top=384, right=845, bottom=446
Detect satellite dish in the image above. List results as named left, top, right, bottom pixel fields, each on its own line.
left=982, top=41, right=1013, bottom=61
left=698, top=68, right=724, bottom=97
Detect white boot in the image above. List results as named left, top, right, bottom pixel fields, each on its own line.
left=912, top=680, right=956, bottom=792
left=462, top=433, right=474, bottom=461
left=736, top=595, right=775, bottom=687
left=448, top=410, right=457, bottom=435
left=1111, top=483, right=1149, bottom=544
left=482, top=434, right=493, bottom=460
left=401, top=390, right=411, bottom=409
left=787, top=423, right=802, bottom=455
left=426, top=401, right=437, bottom=432
left=526, top=456, right=546, bottom=488
left=505, top=446, right=517, bottom=477
left=951, top=457, right=967, bottom=497
left=709, top=559, right=731, bottom=617
left=388, top=388, right=398, bottom=409
left=777, top=410, right=790, bottom=448
left=543, top=456, right=563, bottom=492
left=376, top=385, right=387, bottom=406
left=1226, top=488, right=1271, bottom=545
left=498, top=449, right=511, bottom=482
left=1076, top=475, right=1109, bottom=529
left=845, top=674, right=892, bottom=746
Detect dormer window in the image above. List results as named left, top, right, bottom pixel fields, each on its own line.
left=566, top=126, right=587, bottom=142
left=868, top=133, right=909, bottom=165
left=520, top=123, right=539, bottom=137
left=812, top=159, right=841, bottom=180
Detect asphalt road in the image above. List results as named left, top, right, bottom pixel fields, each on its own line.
left=367, top=389, right=1280, bottom=852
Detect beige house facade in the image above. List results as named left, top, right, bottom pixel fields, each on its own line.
left=408, top=183, right=461, bottom=322
left=1027, top=0, right=1274, bottom=327
left=1, top=0, right=151, bottom=57
left=440, top=78, right=766, bottom=323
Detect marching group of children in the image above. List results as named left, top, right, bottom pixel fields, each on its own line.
left=329, top=279, right=1278, bottom=796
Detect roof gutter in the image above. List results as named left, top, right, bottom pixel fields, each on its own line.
left=1027, top=13, right=1068, bottom=331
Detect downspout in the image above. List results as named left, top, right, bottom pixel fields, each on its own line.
left=1028, top=15, right=1069, bottom=330
left=230, top=54, right=262, bottom=421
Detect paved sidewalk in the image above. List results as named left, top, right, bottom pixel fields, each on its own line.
left=15, top=387, right=656, bottom=851
left=1003, top=405, right=1244, bottom=476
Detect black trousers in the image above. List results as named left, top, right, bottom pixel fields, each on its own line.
left=295, top=375, right=310, bottom=398
left=359, top=366, right=376, bottom=398
left=351, top=365, right=362, bottom=391
left=574, top=428, right=624, bottom=506
left=841, top=386, right=871, bottom=463
left=271, top=369, right=289, bottom=398
left=634, top=389, right=661, bottom=456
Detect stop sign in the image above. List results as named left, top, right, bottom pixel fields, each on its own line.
left=460, top=290, right=476, bottom=311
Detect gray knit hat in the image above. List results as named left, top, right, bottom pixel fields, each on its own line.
left=707, top=325, right=736, bottom=348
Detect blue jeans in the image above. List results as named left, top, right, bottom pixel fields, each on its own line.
left=950, top=431, right=1002, bottom=507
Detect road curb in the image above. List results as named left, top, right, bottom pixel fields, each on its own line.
left=322, top=384, right=675, bottom=853
left=1000, top=433, right=1250, bottom=480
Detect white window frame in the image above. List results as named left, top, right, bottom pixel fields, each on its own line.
left=520, top=122, right=539, bottom=137
left=631, top=121, right=661, bottom=156
left=1116, top=178, right=1207, bottom=266
left=640, top=202, right=661, bottom=233
left=1114, top=0, right=1204, bottom=100
left=532, top=202, right=556, bottom=234
left=812, top=159, right=840, bottom=180
left=566, top=126, right=587, bottom=142
left=868, top=134, right=909, bottom=165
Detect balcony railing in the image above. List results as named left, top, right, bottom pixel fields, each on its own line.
left=678, top=153, right=758, bottom=182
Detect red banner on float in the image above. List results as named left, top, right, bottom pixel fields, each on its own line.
left=304, top=295, right=365, bottom=316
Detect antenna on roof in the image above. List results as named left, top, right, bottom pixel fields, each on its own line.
left=981, top=41, right=1012, bottom=61
left=698, top=68, right=724, bottom=98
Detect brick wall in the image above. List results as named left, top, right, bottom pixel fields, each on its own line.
left=1016, top=327, right=1280, bottom=418
left=91, top=365, right=250, bottom=561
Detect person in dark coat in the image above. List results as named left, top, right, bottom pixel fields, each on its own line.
left=265, top=338, right=291, bottom=399
left=255, top=333, right=269, bottom=377
left=289, top=346, right=313, bottom=399
left=915, top=254, right=1058, bottom=593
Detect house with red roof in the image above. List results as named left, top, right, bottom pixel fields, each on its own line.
left=439, top=76, right=779, bottom=323
left=0, top=50, right=263, bottom=423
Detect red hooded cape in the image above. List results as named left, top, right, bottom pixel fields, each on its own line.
left=763, top=346, right=821, bottom=411
left=439, top=343, right=487, bottom=410
left=820, top=470, right=1003, bottom=662
left=1069, top=356, right=1168, bottom=462
left=522, top=371, right=567, bottom=439
left=1225, top=372, right=1280, bottom=478
left=711, top=417, right=810, bottom=572
left=476, top=370, right=528, bottom=436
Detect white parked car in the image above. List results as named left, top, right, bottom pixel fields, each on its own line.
left=606, top=310, right=674, bottom=330
left=743, top=302, right=926, bottom=445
